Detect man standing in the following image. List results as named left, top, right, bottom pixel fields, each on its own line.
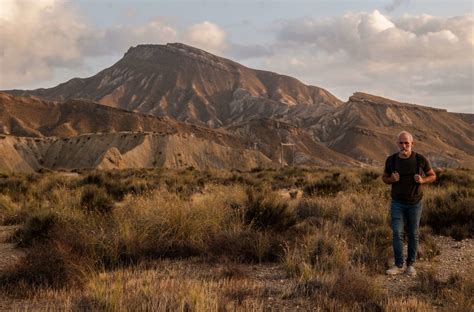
left=382, top=131, right=436, bottom=276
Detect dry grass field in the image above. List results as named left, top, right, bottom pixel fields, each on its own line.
left=0, top=167, right=472, bottom=311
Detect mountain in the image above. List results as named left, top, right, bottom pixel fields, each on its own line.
left=2, top=43, right=473, bottom=170
left=7, top=43, right=341, bottom=128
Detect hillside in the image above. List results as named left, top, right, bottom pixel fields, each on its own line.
left=0, top=93, right=356, bottom=172
left=306, top=93, right=474, bottom=167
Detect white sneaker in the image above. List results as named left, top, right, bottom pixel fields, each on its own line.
left=386, top=266, right=405, bottom=275
left=406, top=266, right=416, bottom=276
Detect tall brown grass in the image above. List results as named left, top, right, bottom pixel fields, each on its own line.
left=0, top=167, right=471, bottom=310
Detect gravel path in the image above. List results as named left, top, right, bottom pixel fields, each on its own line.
left=381, top=236, right=474, bottom=298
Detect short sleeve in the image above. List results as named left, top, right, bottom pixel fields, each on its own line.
left=421, top=155, right=432, bottom=173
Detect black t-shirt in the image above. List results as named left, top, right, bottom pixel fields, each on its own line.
left=384, top=152, right=432, bottom=204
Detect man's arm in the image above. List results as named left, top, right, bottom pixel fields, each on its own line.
left=414, top=168, right=436, bottom=184
left=383, top=172, right=399, bottom=184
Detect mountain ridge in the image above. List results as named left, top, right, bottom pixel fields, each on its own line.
left=2, top=43, right=472, bottom=170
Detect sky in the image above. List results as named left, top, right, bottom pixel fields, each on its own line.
left=0, top=0, right=473, bottom=113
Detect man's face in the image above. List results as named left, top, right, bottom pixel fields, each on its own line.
left=397, top=133, right=413, bottom=157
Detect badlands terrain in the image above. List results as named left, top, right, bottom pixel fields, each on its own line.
left=2, top=43, right=473, bottom=172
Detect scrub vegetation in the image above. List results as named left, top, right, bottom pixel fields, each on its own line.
left=0, top=167, right=472, bottom=311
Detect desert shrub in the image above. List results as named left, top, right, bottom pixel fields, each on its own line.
left=303, top=173, right=352, bottom=197
left=104, top=180, right=152, bottom=201
left=343, top=208, right=385, bottom=234
left=423, top=188, right=473, bottom=240
left=433, top=169, right=473, bottom=188
left=244, top=189, right=296, bottom=231
left=0, top=176, right=29, bottom=201
left=80, top=172, right=106, bottom=188
left=310, top=235, right=350, bottom=272
left=350, top=225, right=392, bottom=271
left=292, top=279, right=325, bottom=298
left=12, top=213, right=57, bottom=247
left=296, top=199, right=341, bottom=223
left=415, top=270, right=445, bottom=297
left=329, top=268, right=386, bottom=310
left=163, top=178, right=205, bottom=199
left=80, top=185, right=114, bottom=214
left=412, top=270, right=474, bottom=311
left=209, top=229, right=285, bottom=262
left=418, top=228, right=441, bottom=260
left=0, top=242, right=89, bottom=295
left=0, top=194, right=24, bottom=224
left=224, top=173, right=261, bottom=188
left=359, top=170, right=381, bottom=186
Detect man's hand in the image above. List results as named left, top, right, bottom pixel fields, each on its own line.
left=392, top=171, right=400, bottom=183
left=414, top=174, right=423, bottom=184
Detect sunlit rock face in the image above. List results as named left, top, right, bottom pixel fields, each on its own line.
left=7, top=43, right=342, bottom=128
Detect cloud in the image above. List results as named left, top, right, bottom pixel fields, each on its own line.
left=0, top=1, right=230, bottom=89
left=265, top=11, right=474, bottom=112
left=0, top=0, right=178, bottom=89
left=276, top=11, right=472, bottom=62
left=81, top=18, right=177, bottom=57
left=0, top=0, right=89, bottom=88
left=182, top=21, right=228, bottom=54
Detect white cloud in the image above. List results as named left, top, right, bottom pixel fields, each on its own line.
left=0, top=0, right=88, bottom=88
left=182, top=21, right=228, bottom=54
left=265, top=11, right=474, bottom=112
left=276, top=11, right=472, bottom=62
left=0, top=0, right=178, bottom=89
left=81, top=18, right=177, bottom=57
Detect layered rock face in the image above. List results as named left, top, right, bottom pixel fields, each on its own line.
left=0, top=133, right=272, bottom=172
left=0, top=93, right=352, bottom=172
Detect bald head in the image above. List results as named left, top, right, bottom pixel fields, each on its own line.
left=397, top=131, right=413, bottom=143
left=397, top=131, right=414, bottom=157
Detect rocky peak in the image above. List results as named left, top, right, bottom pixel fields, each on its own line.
left=349, top=92, right=447, bottom=112
left=123, top=43, right=232, bottom=70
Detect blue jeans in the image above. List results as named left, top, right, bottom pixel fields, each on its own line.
left=390, top=200, right=422, bottom=267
